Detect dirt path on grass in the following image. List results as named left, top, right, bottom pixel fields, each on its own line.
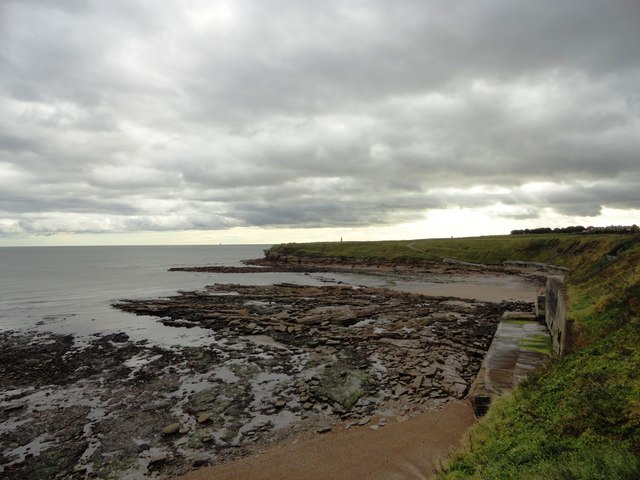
left=178, top=400, right=474, bottom=480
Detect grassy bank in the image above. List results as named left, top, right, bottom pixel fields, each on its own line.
left=270, top=234, right=640, bottom=479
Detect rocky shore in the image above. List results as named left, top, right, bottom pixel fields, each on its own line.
left=169, top=251, right=518, bottom=277
left=0, top=259, right=535, bottom=479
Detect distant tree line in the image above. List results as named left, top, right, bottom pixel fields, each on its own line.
left=510, top=225, right=640, bottom=235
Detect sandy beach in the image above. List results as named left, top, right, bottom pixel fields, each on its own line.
left=179, top=400, right=474, bottom=480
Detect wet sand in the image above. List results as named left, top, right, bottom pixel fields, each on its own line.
left=392, top=273, right=538, bottom=303
left=183, top=255, right=543, bottom=304
left=179, top=400, right=474, bottom=480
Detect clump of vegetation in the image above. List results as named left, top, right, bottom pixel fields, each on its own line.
left=271, top=233, right=640, bottom=479
left=511, top=225, right=639, bottom=235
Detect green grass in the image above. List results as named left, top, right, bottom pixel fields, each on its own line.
left=270, top=233, right=640, bottom=479
left=272, top=234, right=634, bottom=276
left=439, top=324, right=640, bottom=479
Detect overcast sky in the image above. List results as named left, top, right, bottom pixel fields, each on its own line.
left=1, top=0, right=639, bottom=245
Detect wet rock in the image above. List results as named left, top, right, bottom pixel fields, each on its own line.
left=197, top=412, right=212, bottom=424
left=149, top=453, right=168, bottom=465
left=410, top=375, right=424, bottom=390
left=192, top=453, right=210, bottom=467
left=110, top=332, right=130, bottom=343
left=450, top=382, right=468, bottom=398
left=332, top=402, right=346, bottom=414
left=314, top=367, right=370, bottom=410
left=394, top=385, right=408, bottom=397
left=162, top=422, right=181, bottom=435
left=421, top=365, right=438, bottom=377
left=3, top=403, right=26, bottom=412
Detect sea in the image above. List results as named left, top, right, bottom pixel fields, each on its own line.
left=0, top=245, right=389, bottom=347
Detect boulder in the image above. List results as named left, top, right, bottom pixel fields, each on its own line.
left=192, top=453, right=210, bottom=467
left=394, top=384, right=408, bottom=397
left=410, top=375, right=424, bottom=390
left=162, top=423, right=181, bottom=435
left=149, top=453, right=168, bottom=465
left=197, top=412, right=212, bottom=424
left=3, top=403, right=26, bottom=412
left=421, top=365, right=438, bottom=377
left=450, top=382, right=468, bottom=398
left=314, top=367, right=370, bottom=410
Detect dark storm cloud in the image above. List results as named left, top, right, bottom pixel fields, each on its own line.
left=1, top=0, right=639, bottom=237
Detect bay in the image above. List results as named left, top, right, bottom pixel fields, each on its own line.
left=0, top=244, right=388, bottom=346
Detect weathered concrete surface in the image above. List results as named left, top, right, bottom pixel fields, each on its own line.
left=545, top=276, right=573, bottom=356
left=469, top=312, right=551, bottom=416
left=535, top=290, right=546, bottom=319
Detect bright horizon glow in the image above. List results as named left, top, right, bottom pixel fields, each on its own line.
left=1, top=206, right=637, bottom=247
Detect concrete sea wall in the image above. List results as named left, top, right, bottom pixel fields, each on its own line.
left=470, top=273, right=575, bottom=415
left=469, top=312, right=551, bottom=416
left=544, top=275, right=573, bottom=356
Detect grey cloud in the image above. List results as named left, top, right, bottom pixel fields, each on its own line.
left=0, top=191, right=142, bottom=216
left=0, top=131, right=38, bottom=153
left=6, top=0, right=90, bottom=14
left=1, top=0, right=640, bottom=237
left=231, top=193, right=437, bottom=228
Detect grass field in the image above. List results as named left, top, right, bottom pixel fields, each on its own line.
left=270, top=234, right=640, bottom=479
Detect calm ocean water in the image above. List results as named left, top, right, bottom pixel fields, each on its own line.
left=0, top=245, right=387, bottom=346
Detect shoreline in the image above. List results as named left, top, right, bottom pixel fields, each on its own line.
left=1, top=258, right=540, bottom=479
